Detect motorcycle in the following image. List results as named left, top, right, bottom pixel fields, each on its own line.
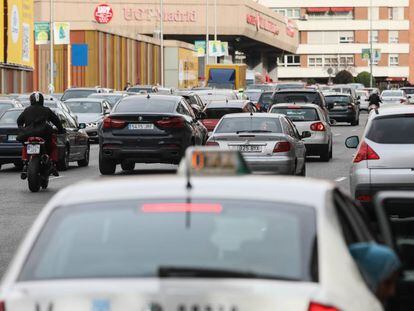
left=368, top=103, right=379, bottom=114
left=23, top=137, right=51, bottom=192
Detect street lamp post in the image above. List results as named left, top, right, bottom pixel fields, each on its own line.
left=49, top=0, right=54, bottom=94
left=160, top=0, right=164, bottom=86
left=369, top=0, right=373, bottom=87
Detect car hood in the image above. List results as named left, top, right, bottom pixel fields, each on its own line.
left=2, top=279, right=322, bottom=310
left=76, top=113, right=103, bottom=123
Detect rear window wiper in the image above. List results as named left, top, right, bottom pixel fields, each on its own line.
left=236, top=130, right=272, bottom=134
left=158, top=266, right=299, bottom=281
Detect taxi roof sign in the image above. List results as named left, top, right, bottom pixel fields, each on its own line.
left=178, top=147, right=250, bottom=176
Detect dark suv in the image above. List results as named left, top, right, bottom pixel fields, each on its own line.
left=325, top=93, right=359, bottom=126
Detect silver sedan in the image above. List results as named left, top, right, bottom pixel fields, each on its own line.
left=207, top=113, right=309, bottom=175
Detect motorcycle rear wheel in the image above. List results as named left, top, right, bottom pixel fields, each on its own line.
left=28, top=157, right=41, bottom=192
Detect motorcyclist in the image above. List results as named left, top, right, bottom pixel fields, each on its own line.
left=16, top=92, right=66, bottom=178
left=368, top=90, right=382, bottom=110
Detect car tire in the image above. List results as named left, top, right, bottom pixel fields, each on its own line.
left=78, top=145, right=90, bottom=167
left=57, top=146, right=70, bottom=171
left=320, top=145, right=330, bottom=162
left=121, top=161, right=135, bottom=171
left=99, top=152, right=116, bottom=175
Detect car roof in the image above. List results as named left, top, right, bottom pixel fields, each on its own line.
left=46, top=175, right=335, bottom=209
left=275, top=89, right=319, bottom=94
left=371, top=105, right=414, bottom=117
left=206, top=100, right=249, bottom=109
left=120, top=94, right=183, bottom=103
left=64, top=98, right=106, bottom=103
left=221, top=112, right=282, bottom=119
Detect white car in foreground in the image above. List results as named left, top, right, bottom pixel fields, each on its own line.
left=0, top=168, right=386, bottom=310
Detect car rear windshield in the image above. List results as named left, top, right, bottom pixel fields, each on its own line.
left=0, top=103, right=13, bottom=112
left=19, top=199, right=317, bottom=282
left=382, top=91, right=403, bottom=97
left=115, top=98, right=177, bottom=113
left=401, top=88, right=414, bottom=94
left=325, top=96, right=351, bottom=104
left=367, top=115, right=414, bottom=144
left=215, top=117, right=282, bottom=133
left=273, top=92, right=318, bottom=104
left=271, top=107, right=319, bottom=122
left=61, top=90, right=96, bottom=101
left=0, top=110, right=21, bottom=124
left=258, top=93, right=273, bottom=106
left=128, top=87, right=154, bottom=93
left=332, top=88, right=352, bottom=95
left=65, top=101, right=102, bottom=114
left=276, top=83, right=305, bottom=90
left=245, top=91, right=261, bottom=102
left=205, top=108, right=243, bottom=119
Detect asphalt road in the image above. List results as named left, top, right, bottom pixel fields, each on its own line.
left=0, top=112, right=369, bottom=276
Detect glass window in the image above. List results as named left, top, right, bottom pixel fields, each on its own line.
left=369, top=30, right=379, bottom=43
left=308, top=56, right=323, bottom=67
left=0, top=103, right=14, bottom=113
left=389, top=54, right=399, bottom=66
left=115, top=98, right=177, bottom=113
left=273, top=92, right=318, bottom=104
left=270, top=107, right=320, bottom=122
left=61, top=90, right=97, bottom=101
left=325, top=96, right=351, bottom=105
left=389, top=31, right=399, bottom=43
left=389, top=7, right=404, bottom=20
left=215, top=117, right=282, bottom=133
left=65, top=101, right=103, bottom=114
left=0, top=110, right=22, bottom=124
left=204, top=108, right=243, bottom=119
left=339, top=31, right=354, bottom=43
left=272, top=8, right=300, bottom=19
left=367, top=115, right=414, bottom=144
left=19, top=199, right=317, bottom=282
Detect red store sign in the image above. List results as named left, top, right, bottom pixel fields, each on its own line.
left=94, top=4, right=114, bottom=24
left=246, top=14, right=279, bottom=35
left=123, top=8, right=197, bottom=22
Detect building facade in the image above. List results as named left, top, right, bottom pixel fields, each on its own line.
left=258, top=0, right=411, bottom=84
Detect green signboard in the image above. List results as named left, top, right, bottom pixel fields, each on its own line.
left=34, top=22, right=50, bottom=45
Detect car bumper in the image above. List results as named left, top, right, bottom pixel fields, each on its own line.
left=243, top=155, right=295, bottom=175
left=329, top=110, right=357, bottom=122
left=305, top=143, right=328, bottom=156
left=85, top=127, right=99, bottom=141
left=0, top=144, right=22, bottom=164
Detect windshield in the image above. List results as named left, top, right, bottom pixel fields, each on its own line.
left=332, top=88, right=352, bottom=95
left=216, top=117, right=282, bottom=133
left=325, top=96, right=351, bottom=104
left=65, top=101, right=102, bottom=114
left=204, top=108, right=243, bottom=119
left=19, top=199, right=317, bottom=282
left=270, top=107, right=319, bottom=122
left=367, top=115, right=414, bottom=144
left=0, top=103, right=13, bottom=112
left=273, top=92, right=318, bottom=104
left=382, top=91, right=403, bottom=97
left=61, top=90, right=96, bottom=101
left=115, top=98, right=176, bottom=113
left=245, top=91, right=262, bottom=102
left=0, top=110, right=22, bottom=124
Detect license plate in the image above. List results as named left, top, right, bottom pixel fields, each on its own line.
left=128, top=123, right=154, bottom=130
left=7, top=135, right=17, bottom=141
left=238, top=145, right=261, bottom=152
left=27, top=144, right=40, bottom=154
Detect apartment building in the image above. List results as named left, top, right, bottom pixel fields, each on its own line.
left=257, top=0, right=411, bottom=84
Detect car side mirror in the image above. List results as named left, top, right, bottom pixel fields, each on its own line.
left=301, top=131, right=312, bottom=139
left=78, top=123, right=86, bottom=130
left=345, top=136, right=359, bottom=148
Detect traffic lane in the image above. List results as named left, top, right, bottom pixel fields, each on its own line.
left=0, top=144, right=176, bottom=276
left=306, top=112, right=368, bottom=193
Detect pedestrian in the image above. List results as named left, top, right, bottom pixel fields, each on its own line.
left=124, top=82, right=131, bottom=91
left=350, top=243, right=401, bottom=307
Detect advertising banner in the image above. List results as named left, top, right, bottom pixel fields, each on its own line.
left=194, top=40, right=205, bottom=57
left=220, top=42, right=229, bottom=57
left=54, top=22, right=70, bottom=45
left=209, top=40, right=221, bottom=57
left=7, top=0, right=34, bottom=67
left=34, top=22, right=50, bottom=45
left=361, top=48, right=381, bottom=62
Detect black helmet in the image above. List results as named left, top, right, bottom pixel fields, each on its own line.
left=30, top=92, right=44, bottom=106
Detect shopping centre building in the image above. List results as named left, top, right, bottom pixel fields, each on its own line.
left=30, top=0, right=298, bottom=92
left=257, top=0, right=412, bottom=85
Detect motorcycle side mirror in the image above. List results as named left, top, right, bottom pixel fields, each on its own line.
left=78, top=123, right=86, bottom=130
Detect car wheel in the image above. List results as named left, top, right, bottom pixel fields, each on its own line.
left=57, top=146, right=70, bottom=171
left=77, top=145, right=90, bottom=167
left=99, top=152, right=116, bottom=175
left=320, top=145, right=330, bottom=162
left=121, top=161, right=135, bottom=171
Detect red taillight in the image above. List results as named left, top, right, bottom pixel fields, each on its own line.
left=155, top=117, right=185, bottom=129
left=103, top=117, right=126, bottom=129
left=308, top=302, right=339, bottom=311
left=310, top=122, right=325, bottom=132
left=353, top=141, right=380, bottom=163
left=141, top=203, right=222, bottom=213
left=273, top=141, right=291, bottom=153
left=357, top=195, right=373, bottom=202
left=206, top=141, right=219, bottom=146
left=0, top=301, right=5, bottom=311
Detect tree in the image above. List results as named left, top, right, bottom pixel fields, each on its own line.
left=355, top=71, right=375, bottom=87
left=333, top=70, right=354, bottom=84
